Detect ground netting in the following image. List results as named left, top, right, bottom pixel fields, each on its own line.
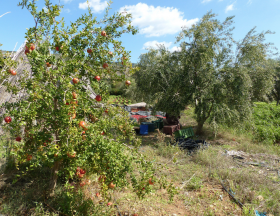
left=170, top=138, right=210, bottom=152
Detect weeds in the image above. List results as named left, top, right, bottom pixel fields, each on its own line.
left=186, top=176, right=204, bottom=191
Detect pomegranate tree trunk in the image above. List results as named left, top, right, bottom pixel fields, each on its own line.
left=48, top=97, right=60, bottom=197
left=49, top=160, right=61, bottom=197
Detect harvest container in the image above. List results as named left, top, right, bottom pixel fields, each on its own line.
left=174, top=127, right=194, bottom=139
left=152, top=119, right=164, bottom=130
left=141, top=122, right=155, bottom=132
left=140, top=124, right=148, bottom=135
left=163, top=125, right=180, bottom=135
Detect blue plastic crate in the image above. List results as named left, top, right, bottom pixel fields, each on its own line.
left=140, top=124, right=148, bottom=135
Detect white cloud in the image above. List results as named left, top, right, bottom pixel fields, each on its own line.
left=119, top=3, right=199, bottom=37
left=225, top=3, right=235, bottom=13
left=142, top=41, right=172, bottom=50
left=247, top=0, right=253, bottom=4
left=62, top=0, right=73, bottom=3
left=202, top=0, right=212, bottom=3
left=170, top=46, right=182, bottom=52
left=63, top=8, right=71, bottom=13
left=79, top=0, right=108, bottom=13
left=142, top=40, right=182, bottom=53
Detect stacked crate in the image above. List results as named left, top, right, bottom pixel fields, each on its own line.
left=141, top=122, right=155, bottom=132
left=162, top=124, right=181, bottom=135
left=152, top=119, right=164, bottom=130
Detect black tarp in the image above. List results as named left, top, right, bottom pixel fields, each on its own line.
left=170, top=138, right=210, bottom=152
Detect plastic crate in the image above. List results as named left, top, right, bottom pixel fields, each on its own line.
left=163, top=125, right=180, bottom=135
left=152, top=120, right=160, bottom=129
left=141, top=122, right=155, bottom=132
left=140, top=124, right=148, bottom=135
left=152, top=119, right=164, bottom=130
left=159, top=121, right=164, bottom=129
left=174, top=127, right=194, bottom=139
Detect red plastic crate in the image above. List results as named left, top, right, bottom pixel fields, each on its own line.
left=163, top=124, right=180, bottom=135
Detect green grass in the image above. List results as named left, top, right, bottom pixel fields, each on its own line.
left=251, top=101, right=280, bottom=144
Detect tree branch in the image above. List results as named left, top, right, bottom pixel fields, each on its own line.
left=205, top=100, right=214, bottom=121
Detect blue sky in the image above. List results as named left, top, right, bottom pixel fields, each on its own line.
left=1, top=0, right=280, bottom=63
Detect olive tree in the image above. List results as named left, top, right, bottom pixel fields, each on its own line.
left=135, top=11, right=277, bottom=134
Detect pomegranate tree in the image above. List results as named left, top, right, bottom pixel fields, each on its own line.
left=0, top=0, right=178, bottom=207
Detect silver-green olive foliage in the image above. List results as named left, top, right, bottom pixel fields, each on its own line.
left=135, top=11, right=278, bottom=134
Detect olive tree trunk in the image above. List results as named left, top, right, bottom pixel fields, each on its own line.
left=195, top=121, right=205, bottom=135
left=195, top=101, right=214, bottom=135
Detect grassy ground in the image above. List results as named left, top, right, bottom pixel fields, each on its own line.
left=0, top=106, right=280, bottom=215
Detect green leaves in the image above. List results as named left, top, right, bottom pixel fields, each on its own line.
left=135, top=11, right=277, bottom=136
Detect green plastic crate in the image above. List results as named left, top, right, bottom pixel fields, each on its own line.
left=174, top=127, right=194, bottom=139
left=152, top=121, right=159, bottom=129
left=159, top=121, right=163, bottom=129
left=151, top=120, right=157, bottom=127
left=152, top=119, right=164, bottom=130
